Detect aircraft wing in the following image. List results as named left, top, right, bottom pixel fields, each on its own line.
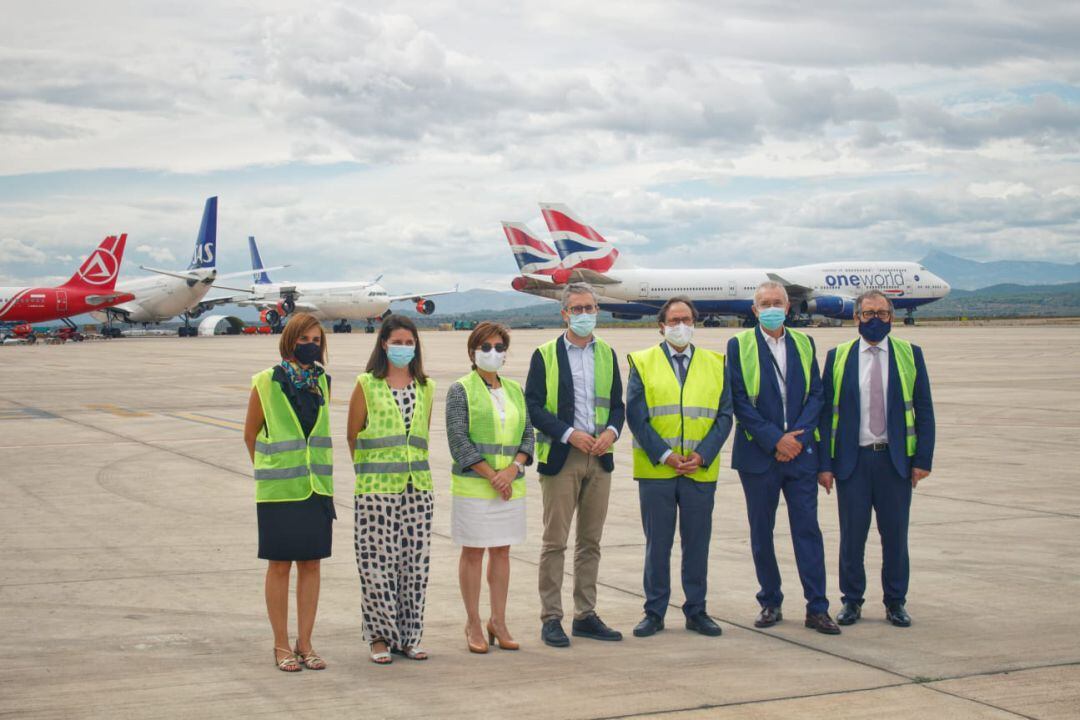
left=139, top=265, right=205, bottom=282
left=235, top=299, right=320, bottom=313
left=766, top=272, right=815, bottom=301
left=566, top=269, right=620, bottom=286
left=214, top=266, right=288, bottom=281
left=193, top=294, right=250, bottom=311
left=387, top=286, right=458, bottom=303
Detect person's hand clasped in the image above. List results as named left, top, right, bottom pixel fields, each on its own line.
left=590, top=429, right=617, bottom=456
left=490, top=467, right=517, bottom=501
left=775, top=429, right=804, bottom=460
left=676, top=452, right=703, bottom=475
left=664, top=453, right=686, bottom=470
left=569, top=429, right=597, bottom=454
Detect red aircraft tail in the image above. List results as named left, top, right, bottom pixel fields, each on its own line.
left=61, top=234, right=127, bottom=291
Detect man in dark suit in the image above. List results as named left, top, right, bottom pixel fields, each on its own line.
left=728, top=281, right=840, bottom=634
left=526, top=283, right=626, bottom=647
left=818, top=290, right=936, bottom=627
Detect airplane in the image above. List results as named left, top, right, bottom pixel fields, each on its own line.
left=508, top=202, right=951, bottom=327
left=0, top=234, right=135, bottom=339
left=219, top=236, right=458, bottom=333
left=91, top=197, right=283, bottom=337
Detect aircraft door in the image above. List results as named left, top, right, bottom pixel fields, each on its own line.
left=639, top=282, right=649, bottom=300
left=57, top=291, right=68, bottom=313
left=728, top=281, right=736, bottom=297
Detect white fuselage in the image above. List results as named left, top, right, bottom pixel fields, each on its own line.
left=245, top=281, right=392, bottom=321
left=91, top=268, right=217, bottom=324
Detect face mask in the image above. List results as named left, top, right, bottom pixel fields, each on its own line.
left=293, top=341, right=321, bottom=366
left=387, top=344, right=415, bottom=368
left=568, top=312, right=597, bottom=338
left=758, top=307, right=786, bottom=331
left=859, top=317, right=892, bottom=343
left=474, top=349, right=506, bottom=373
left=663, top=322, right=694, bottom=348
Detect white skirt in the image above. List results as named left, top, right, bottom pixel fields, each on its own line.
left=451, top=495, right=527, bottom=547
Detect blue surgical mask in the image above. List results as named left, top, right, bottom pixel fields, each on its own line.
left=569, top=312, right=597, bottom=338
left=387, top=344, right=416, bottom=368
left=859, top=318, right=892, bottom=343
left=293, top=342, right=321, bottom=366
left=758, top=307, right=786, bottom=331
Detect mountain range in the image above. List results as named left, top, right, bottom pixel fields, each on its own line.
left=918, top=250, right=1080, bottom=290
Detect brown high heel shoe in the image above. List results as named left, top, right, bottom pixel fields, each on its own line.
left=487, top=620, right=520, bottom=650
left=465, top=623, right=489, bottom=654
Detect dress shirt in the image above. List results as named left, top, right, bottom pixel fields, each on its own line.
left=761, top=327, right=787, bottom=430
left=659, top=342, right=694, bottom=463
left=858, top=336, right=890, bottom=446
left=558, top=333, right=621, bottom=444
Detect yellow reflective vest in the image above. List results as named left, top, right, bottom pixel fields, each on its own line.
left=534, top=336, right=614, bottom=463
left=451, top=371, right=527, bottom=499
left=734, top=328, right=820, bottom=442
left=353, top=373, right=434, bottom=494
left=627, top=344, right=725, bottom=482
left=251, top=368, right=333, bottom=503
left=830, top=337, right=918, bottom=458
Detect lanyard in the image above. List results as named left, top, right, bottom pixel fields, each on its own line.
left=766, top=347, right=788, bottom=431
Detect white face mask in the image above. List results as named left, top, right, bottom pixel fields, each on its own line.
left=663, top=322, right=694, bottom=349
left=474, top=349, right=506, bottom=373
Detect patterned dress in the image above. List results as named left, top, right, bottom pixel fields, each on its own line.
left=354, top=381, right=435, bottom=651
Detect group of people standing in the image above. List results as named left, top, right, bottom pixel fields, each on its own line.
left=243, top=280, right=935, bottom=672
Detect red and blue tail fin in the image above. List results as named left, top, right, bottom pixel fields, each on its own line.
left=62, top=234, right=127, bottom=290
left=539, top=203, right=620, bottom=273
left=502, top=222, right=561, bottom=276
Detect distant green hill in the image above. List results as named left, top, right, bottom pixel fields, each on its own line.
left=919, top=282, right=1080, bottom=317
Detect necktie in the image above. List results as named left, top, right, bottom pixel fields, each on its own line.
left=674, top=354, right=687, bottom=385
left=869, top=346, right=886, bottom=437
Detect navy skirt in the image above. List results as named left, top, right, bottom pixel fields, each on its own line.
left=257, top=493, right=337, bottom=561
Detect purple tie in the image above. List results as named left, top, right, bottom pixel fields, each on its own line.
left=869, top=346, right=886, bottom=437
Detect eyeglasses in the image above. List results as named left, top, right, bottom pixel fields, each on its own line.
left=566, top=304, right=597, bottom=315
left=663, top=318, right=693, bottom=327
left=859, top=310, right=892, bottom=321
left=479, top=342, right=507, bottom=353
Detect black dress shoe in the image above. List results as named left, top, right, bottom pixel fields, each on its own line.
left=836, top=602, right=861, bottom=626
left=805, top=612, right=842, bottom=635
left=541, top=619, right=571, bottom=647
left=633, top=613, right=664, bottom=637
left=886, top=604, right=912, bottom=627
left=572, top=613, right=623, bottom=641
left=754, top=606, right=782, bottom=628
left=685, top=612, right=723, bottom=637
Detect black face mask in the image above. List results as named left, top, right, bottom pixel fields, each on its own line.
left=293, top=342, right=322, bottom=366
left=859, top=317, right=892, bottom=343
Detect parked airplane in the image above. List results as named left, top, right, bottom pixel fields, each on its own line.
left=91, top=197, right=283, bottom=337
left=0, top=234, right=134, bottom=338
left=509, top=203, right=951, bottom=326
left=220, top=236, right=457, bottom=333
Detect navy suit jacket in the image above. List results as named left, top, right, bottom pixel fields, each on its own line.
left=818, top=337, right=935, bottom=481
left=525, top=335, right=625, bottom=475
left=727, top=328, right=823, bottom=474
left=625, top=342, right=734, bottom=472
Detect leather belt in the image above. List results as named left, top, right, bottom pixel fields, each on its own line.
left=861, top=442, right=889, bottom=452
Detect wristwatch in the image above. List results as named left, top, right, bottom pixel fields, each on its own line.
left=512, top=460, right=525, bottom=472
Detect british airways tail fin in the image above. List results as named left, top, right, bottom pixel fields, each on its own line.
left=502, top=222, right=561, bottom=276
left=188, top=196, right=217, bottom=270
left=248, top=236, right=272, bottom=284
left=539, top=203, right=621, bottom=273
left=62, top=234, right=128, bottom=290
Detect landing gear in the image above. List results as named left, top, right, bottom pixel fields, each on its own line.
left=97, top=315, right=123, bottom=338
left=179, top=313, right=197, bottom=337
left=332, top=321, right=353, bottom=334
left=702, top=317, right=721, bottom=328
left=904, top=309, right=916, bottom=326
left=366, top=321, right=376, bottom=334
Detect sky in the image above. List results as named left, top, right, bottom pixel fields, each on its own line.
left=1, top=0, right=1078, bottom=291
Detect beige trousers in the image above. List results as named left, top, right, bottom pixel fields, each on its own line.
left=538, top=448, right=612, bottom=622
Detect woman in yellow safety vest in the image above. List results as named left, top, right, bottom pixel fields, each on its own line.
left=347, top=314, right=436, bottom=665
left=243, top=312, right=334, bottom=673
left=446, top=322, right=535, bottom=653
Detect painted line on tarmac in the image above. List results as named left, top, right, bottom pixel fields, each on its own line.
left=168, top=412, right=245, bottom=432
left=84, top=403, right=150, bottom=418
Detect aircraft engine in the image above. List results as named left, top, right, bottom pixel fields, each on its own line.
left=12, top=323, right=33, bottom=337
left=281, top=297, right=296, bottom=314
left=510, top=276, right=528, bottom=292
left=416, top=299, right=435, bottom=315
left=803, top=296, right=855, bottom=318
left=188, top=305, right=205, bottom=319
left=261, top=308, right=281, bottom=327
left=551, top=268, right=572, bottom=285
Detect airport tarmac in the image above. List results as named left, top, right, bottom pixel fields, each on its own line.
left=1, top=325, right=1078, bottom=719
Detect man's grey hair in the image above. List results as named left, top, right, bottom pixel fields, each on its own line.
left=561, top=282, right=598, bottom=310
left=854, top=290, right=894, bottom=313
left=754, top=281, right=789, bottom=306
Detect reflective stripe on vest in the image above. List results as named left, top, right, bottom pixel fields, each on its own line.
left=353, top=373, right=435, bottom=494
left=451, top=371, right=527, bottom=499
left=627, top=344, right=725, bottom=482
left=534, top=336, right=615, bottom=463
left=735, top=328, right=821, bottom=443
left=830, top=337, right=917, bottom=458
left=251, top=368, right=334, bottom=503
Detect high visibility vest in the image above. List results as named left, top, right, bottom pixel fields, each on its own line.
left=251, top=368, right=334, bottom=503
left=627, top=344, right=726, bottom=483
left=830, top=337, right=917, bottom=458
left=353, top=373, right=434, bottom=494
left=534, top=335, right=615, bottom=464
left=450, top=371, right=527, bottom=500
left=734, top=328, right=821, bottom=442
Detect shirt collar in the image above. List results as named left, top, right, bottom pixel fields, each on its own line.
left=859, top=336, right=890, bottom=354
left=759, top=326, right=786, bottom=345
left=666, top=342, right=693, bottom=358
left=563, top=332, right=595, bottom=350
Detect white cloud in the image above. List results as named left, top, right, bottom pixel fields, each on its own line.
left=0, top=237, right=47, bottom=263
left=135, top=244, right=177, bottom=264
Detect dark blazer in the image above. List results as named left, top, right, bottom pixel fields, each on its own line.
left=625, top=342, right=733, bottom=471
left=727, top=328, right=823, bottom=474
left=525, top=335, right=626, bottom=475
left=818, top=337, right=935, bottom=481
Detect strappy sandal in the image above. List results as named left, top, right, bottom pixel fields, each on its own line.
left=369, top=639, right=393, bottom=665
left=392, top=646, right=429, bottom=661
left=275, top=647, right=302, bottom=672
left=293, top=645, right=327, bottom=670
